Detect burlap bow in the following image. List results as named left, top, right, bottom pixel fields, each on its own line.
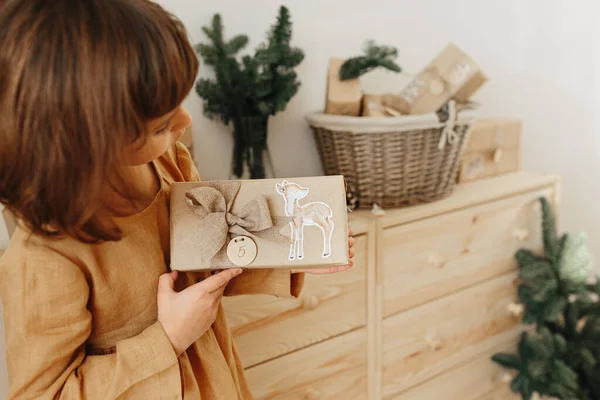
left=184, top=181, right=290, bottom=267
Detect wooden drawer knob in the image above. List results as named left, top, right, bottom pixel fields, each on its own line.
left=428, top=254, right=444, bottom=268
left=493, top=148, right=503, bottom=163
left=512, top=228, right=530, bottom=241
left=304, top=387, right=321, bottom=400
left=424, top=331, right=443, bottom=351
left=507, top=302, right=524, bottom=317
left=302, top=295, right=320, bottom=310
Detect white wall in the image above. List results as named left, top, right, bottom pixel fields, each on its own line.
left=157, top=0, right=600, bottom=262
left=1, top=1, right=600, bottom=396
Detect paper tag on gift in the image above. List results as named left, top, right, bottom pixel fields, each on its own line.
left=428, top=77, right=446, bottom=96
left=227, top=236, right=257, bottom=267
left=396, top=42, right=487, bottom=115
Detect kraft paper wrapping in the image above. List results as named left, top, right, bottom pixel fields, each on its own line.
left=390, top=42, right=487, bottom=115
left=170, top=176, right=349, bottom=271
left=325, top=58, right=362, bottom=116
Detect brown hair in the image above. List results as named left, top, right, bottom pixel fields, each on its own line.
left=0, top=0, right=199, bottom=242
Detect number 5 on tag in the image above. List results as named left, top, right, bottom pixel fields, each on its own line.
left=226, top=236, right=257, bottom=267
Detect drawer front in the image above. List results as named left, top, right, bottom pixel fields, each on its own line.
left=466, top=118, right=521, bottom=152
left=382, top=188, right=551, bottom=317
left=393, top=340, right=520, bottom=400
left=223, top=234, right=367, bottom=368
left=459, top=148, right=519, bottom=183
left=245, top=328, right=367, bottom=400
left=382, top=273, right=521, bottom=397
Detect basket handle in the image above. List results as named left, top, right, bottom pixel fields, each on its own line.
left=437, top=100, right=458, bottom=150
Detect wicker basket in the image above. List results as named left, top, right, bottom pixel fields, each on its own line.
left=306, top=108, right=474, bottom=209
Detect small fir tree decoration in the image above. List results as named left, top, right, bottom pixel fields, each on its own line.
left=492, top=197, right=600, bottom=400
left=339, top=40, right=401, bottom=80
left=195, top=6, right=304, bottom=179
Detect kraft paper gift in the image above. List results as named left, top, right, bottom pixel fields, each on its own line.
left=170, top=176, right=349, bottom=271
left=325, top=58, right=362, bottom=116
left=361, top=94, right=403, bottom=117
left=386, top=42, right=487, bottom=115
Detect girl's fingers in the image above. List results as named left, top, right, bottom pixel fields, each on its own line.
left=195, top=268, right=243, bottom=293
left=158, top=270, right=179, bottom=293
left=329, top=263, right=353, bottom=273
left=295, top=260, right=355, bottom=275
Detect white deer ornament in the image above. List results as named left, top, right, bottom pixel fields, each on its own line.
left=275, top=180, right=334, bottom=261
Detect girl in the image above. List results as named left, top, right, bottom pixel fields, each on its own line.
left=0, top=0, right=354, bottom=399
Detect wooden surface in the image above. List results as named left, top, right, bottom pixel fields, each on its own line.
left=382, top=187, right=551, bottom=317
left=465, top=118, right=521, bottom=152
left=223, top=234, right=368, bottom=368
left=349, top=212, right=371, bottom=236
left=367, top=218, right=382, bottom=400
left=245, top=327, right=368, bottom=399
left=350, top=172, right=559, bottom=228
left=459, top=148, right=520, bottom=183
left=394, top=340, right=521, bottom=400
left=382, top=272, right=522, bottom=397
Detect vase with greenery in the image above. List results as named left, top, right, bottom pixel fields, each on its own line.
left=492, top=198, right=600, bottom=400
left=195, top=6, right=304, bottom=179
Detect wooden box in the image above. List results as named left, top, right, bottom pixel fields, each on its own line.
left=459, top=118, right=521, bottom=183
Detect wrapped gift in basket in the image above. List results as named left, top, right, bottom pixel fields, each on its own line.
left=312, top=42, right=487, bottom=210
left=306, top=100, right=476, bottom=210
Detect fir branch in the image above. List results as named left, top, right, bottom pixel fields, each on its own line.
left=193, top=8, right=304, bottom=179
left=540, top=197, right=559, bottom=263
left=494, top=197, right=600, bottom=399
left=492, top=353, right=521, bottom=370
left=339, top=40, right=401, bottom=80
left=253, top=6, right=304, bottom=117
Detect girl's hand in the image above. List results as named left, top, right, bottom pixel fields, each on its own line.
left=157, top=268, right=243, bottom=356
left=291, top=228, right=355, bottom=274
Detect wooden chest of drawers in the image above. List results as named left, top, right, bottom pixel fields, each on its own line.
left=222, top=172, right=560, bottom=399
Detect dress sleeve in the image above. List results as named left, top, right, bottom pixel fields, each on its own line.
left=174, top=141, right=201, bottom=182
left=224, top=269, right=305, bottom=298
left=174, top=142, right=305, bottom=299
left=0, top=247, right=181, bottom=399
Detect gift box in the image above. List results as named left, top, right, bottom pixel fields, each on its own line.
left=325, top=58, right=362, bottom=116
left=387, top=42, right=487, bottom=115
left=458, top=118, right=521, bottom=183
left=361, top=94, right=403, bottom=117
left=170, top=176, right=349, bottom=271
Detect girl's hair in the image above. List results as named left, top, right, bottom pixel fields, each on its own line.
left=0, top=0, right=199, bottom=243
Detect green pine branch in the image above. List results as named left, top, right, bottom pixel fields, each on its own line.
left=253, top=6, right=305, bottom=116
left=195, top=7, right=304, bottom=122
left=339, top=40, right=402, bottom=80
left=540, top=197, right=559, bottom=263
left=193, top=7, right=304, bottom=179
left=492, top=197, right=600, bottom=400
